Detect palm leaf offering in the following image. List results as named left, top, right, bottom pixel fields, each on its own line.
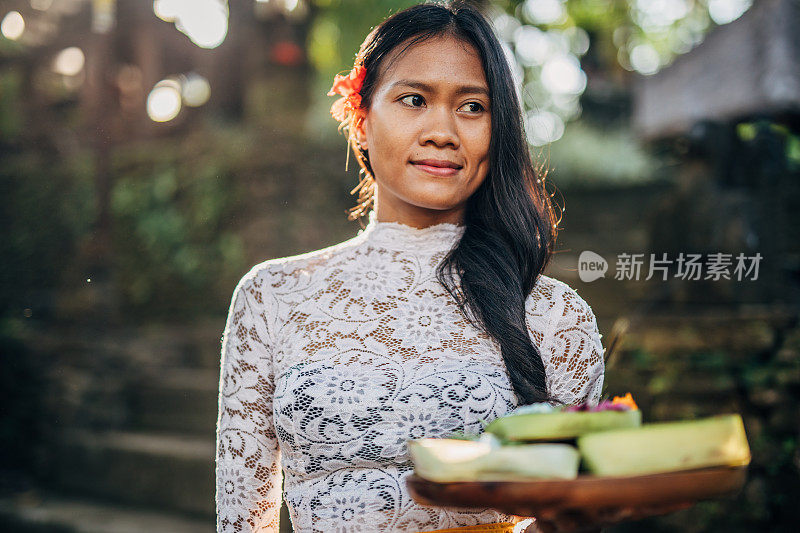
left=407, top=394, right=751, bottom=481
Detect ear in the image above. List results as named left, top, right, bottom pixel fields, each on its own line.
left=351, top=108, right=368, bottom=150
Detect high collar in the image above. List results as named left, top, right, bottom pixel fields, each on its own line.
left=356, top=210, right=466, bottom=253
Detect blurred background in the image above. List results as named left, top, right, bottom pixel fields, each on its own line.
left=0, top=0, right=798, bottom=531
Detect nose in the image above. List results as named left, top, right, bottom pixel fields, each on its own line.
left=419, top=105, right=460, bottom=150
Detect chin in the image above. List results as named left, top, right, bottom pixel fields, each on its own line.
left=402, top=195, right=463, bottom=212
left=377, top=170, right=470, bottom=212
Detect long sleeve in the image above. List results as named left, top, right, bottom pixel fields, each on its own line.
left=539, top=282, right=605, bottom=406
left=216, top=274, right=283, bottom=532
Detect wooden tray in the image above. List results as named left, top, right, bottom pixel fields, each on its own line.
left=406, top=465, right=747, bottom=517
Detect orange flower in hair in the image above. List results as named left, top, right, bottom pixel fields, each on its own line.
left=327, top=64, right=366, bottom=123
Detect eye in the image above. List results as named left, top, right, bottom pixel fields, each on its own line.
left=459, top=101, right=485, bottom=113
left=399, top=94, right=425, bottom=108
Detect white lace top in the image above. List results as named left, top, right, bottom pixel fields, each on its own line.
left=215, top=211, right=605, bottom=533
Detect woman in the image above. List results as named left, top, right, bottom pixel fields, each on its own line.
left=216, top=2, right=605, bottom=531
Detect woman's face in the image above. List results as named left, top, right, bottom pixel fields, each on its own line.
left=353, top=34, right=491, bottom=228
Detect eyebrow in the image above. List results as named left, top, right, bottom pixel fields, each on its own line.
left=388, top=79, right=490, bottom=98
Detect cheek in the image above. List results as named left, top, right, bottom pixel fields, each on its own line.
left=368, top=116, right=411, bottom=167
left=466, top=124, right=491, bottom=163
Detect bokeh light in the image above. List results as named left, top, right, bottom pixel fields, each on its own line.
left=52, top=47, right=85, bottom=77
left=491, top=13, right=521, bottom=43
left=1, top=11, right=25, bottom=41
left=255, top=0, right=308, bottom=20
left=503, top=18, right=586, bottom=140
left=147, top=80, right=182, bottom=122
left=563, top=26, right=590, bottom=56
left=708, top=0, right=753, bottom=25
left=541, top=54, right=587, bottom=95
left=30, top=0, right=55, bottom=11
left=181, top=73, right=211, bottom=107
left=514, top=25, right=553, bottom=66
left=522, top=0, right=567, bottom=26
left=491, top=0, right=757, bottom=146
left=550, top=92, right=581, bottom=121
left=633, top=0, right=691, bottom=31
left=153, top=0, right=229, bottom=49
left=153, top=0, right=180, bottom=22
left=526, top=110, right=565, bottom=146
left=630, top=43, right=661, bottom=75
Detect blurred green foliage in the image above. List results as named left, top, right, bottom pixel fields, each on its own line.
left=543, top=121, right=654, bottom=186
left=0, top=68, right=23, bottom=138
left=108, top=129, right=247, bottom=320
left=0, top=147, right=94, bottom=321
left=605, top=321, right=800, bottom=532
left=737, top=121, right=800, bottom=170
left=0, top=95, right=246, bottom=324
left=308, top=0, right=420, bottom=74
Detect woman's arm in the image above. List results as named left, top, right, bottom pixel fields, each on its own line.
left=538, top=281, right=605, bottom=405
left=514, top=282, right=607, bottom=531
left=216, top=274, right=282, bottom=532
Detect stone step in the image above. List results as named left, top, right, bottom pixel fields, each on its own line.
left=130, top=369, right=219, bottom=435
left=50, top=430, right=215, bottom=517
left=601, top=306, right=796, bottom=358
left=0, top=490, right=212, bottom=533
left=26, top=320, right=225, bottom=371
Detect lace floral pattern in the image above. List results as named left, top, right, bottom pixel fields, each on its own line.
left=216, top=211, right=605, bottom=532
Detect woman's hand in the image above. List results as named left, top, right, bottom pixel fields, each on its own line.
left=515, top=501, right=694, bottom=532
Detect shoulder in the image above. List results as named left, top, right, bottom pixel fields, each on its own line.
left=233, top=232, right=365, bottom=295
left=529, top=274, right=598, bottom=326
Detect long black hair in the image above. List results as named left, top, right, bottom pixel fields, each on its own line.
left=337, top=0, right=562, bottom=406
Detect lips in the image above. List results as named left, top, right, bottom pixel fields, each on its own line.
left=410, top=158, right=463, bottom=178
left=411, top=159, right=463, bottom=169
